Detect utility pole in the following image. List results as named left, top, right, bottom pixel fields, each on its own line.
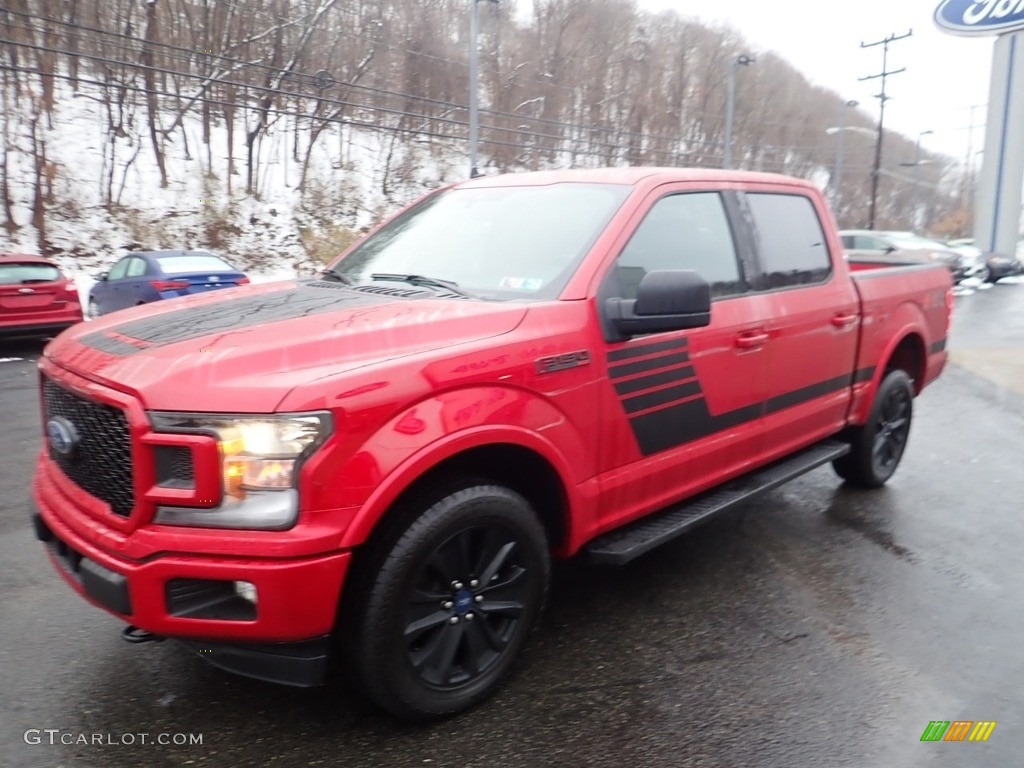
left=724, top=54, right=755, bottom=170
left=859, top=30, right=912, bottom=230
left=468, top=0, right=499, bottom=179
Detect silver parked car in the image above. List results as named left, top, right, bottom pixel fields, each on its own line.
left=839, top=230, right=975, bottom=283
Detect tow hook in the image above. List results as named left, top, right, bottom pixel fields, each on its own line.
left=122, top=625, right=164, bottom=644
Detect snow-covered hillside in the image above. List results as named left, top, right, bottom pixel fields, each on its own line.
left=2, top=75, right=463, bottom=277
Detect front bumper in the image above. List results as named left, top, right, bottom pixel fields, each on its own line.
left=32, top=478, right=352, bottom=685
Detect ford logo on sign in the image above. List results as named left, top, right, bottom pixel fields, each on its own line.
left=46, top=417, right=80, bottom=457
left=935, top=0, right=1024, bottom=35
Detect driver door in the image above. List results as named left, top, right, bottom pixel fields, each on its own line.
left=595, top=186, right=772, bottom=532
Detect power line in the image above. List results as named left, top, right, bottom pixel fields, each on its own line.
left=859, top=29, right=912, bottom=230
left=4, top=8, right=846, bottom=146
left=0, top=25, right=748, bottom=158
left=0, top=60, right=728, bottom=167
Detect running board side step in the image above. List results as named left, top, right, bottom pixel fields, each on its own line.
left=584, top=439, right=851, bottom=565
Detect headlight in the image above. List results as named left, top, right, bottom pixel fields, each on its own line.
left=148, top=412, right=332, bottom=529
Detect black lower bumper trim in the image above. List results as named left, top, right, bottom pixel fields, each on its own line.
left=178, top=636, right=331, bottom=688
left=33, top=511, right=132, bottom=615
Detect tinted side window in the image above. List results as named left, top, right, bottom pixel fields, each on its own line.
left=108, top=258, right=131, bottom=280
left=126, top=257, right=147, bottom=278
left=616, top=192, right=743, bottom=299
left=840, top=235, right=854, bottom=249
left=746, top=193, right=831, bottom=288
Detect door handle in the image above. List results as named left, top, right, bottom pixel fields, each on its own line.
left=831, top=312, right=859, bottom=328
left=735, top=331, right=769, bottom=349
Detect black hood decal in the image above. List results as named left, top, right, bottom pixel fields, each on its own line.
left=81, top=281, right=388, bottom=356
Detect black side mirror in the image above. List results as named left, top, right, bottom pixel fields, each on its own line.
left=883, top=245, right=897, bottom=254
left=606, top=270, right=711, bottom=337
left=96, top=271, right=109, bottom=281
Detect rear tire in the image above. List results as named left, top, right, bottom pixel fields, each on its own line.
left=346, top=482, right=549, bottom=721
left=833, top=369, right=914, bottom=488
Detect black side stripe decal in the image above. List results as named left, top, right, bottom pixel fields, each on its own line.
left=930, top=338, right=947, bottom=354
left=614, top=366, right=697, bottom=396
left=609, top=351, right=690, bottom=379
left=611, top=352, right=879, bottom=456
left=765, top=374, right=852, bottom=414
left=854, top=366, right=875, bottom=383
left=607, top=338, right=688, bottom=362
left=623, top=380, right=703, bottom=414
left=631, top=399, right=762, bottom=456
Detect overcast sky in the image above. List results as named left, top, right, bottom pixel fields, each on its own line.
left=637, top=0, right=997, bottom=164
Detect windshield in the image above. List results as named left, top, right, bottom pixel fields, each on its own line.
left=330, top=182, right=631, bottom=300
left=0, top=262, right=61, bottom=284
left=156, top=254, right=236, bottom=274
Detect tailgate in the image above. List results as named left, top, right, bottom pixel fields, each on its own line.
left=0, top=283, right=64, bottom=312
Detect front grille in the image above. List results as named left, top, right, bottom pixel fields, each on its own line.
left=42, top=377, right=135, bottom=517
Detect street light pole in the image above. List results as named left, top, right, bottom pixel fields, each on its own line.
left=724, top=54, right=754, bottom=170
left=831, top=100, right=859, bottom=214
left=911, top=129, right=933, bottom=219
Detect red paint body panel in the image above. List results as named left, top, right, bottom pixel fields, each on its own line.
left=0, top=253, right=83, bottom=337
left=31, top=169, right=951, bottom=649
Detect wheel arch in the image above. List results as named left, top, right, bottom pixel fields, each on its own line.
left=338, top=430, right=582, bottom=559
left=881, top=331, right=926, bottom=394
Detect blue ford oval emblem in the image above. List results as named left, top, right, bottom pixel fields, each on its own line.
left=454, top=589, right=474, bottom=614
left=935, top=0, right=1024, bottom=35
left=46, top=417, right=79, bottom=456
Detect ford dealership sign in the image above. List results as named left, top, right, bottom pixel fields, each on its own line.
left=935, top=0, right=1024, bottom=35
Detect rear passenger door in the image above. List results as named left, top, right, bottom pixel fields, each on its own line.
left=596, top=187, right=774, bottom=528
left=742, top=192, right=860, bottom=458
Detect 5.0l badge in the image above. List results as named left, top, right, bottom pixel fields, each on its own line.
left=535, top=350, right=591, bottom=375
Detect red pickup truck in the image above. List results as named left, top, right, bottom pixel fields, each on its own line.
left=32, top=168, right=951, bottom=720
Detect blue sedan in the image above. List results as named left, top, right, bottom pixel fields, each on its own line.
left=88, top=250, right=249, bottom=318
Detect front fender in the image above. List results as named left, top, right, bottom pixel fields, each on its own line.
left=332, top=386, right=592, bottom=551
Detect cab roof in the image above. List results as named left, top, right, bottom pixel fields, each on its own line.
left=456, top=166, right=817, bottom=191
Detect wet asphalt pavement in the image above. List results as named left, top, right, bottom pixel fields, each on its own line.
left=1, top=281, right=1023, bottom=768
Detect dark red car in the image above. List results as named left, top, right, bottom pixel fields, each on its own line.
left=0, top=253, right=83, bottom=339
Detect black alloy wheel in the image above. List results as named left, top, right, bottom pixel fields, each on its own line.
left=346, top=483, right=549, bottom=721
left=833, top=368, right=915, bottom=488
left=870, top=379, right=912, bottom=480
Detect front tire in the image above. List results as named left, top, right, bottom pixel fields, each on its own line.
left=87, top=298, right=101, bottom=319
left=347, top=483, right=550, bottom=721
left=833, top=369, right=914, bottom=488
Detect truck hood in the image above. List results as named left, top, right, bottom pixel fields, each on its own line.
left=46, top=279, right=527, bottom=411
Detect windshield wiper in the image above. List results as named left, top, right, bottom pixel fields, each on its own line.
left=369, top=273, right=478, bottom=299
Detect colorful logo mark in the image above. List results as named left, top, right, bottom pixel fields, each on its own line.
left=920, top=720, right=997, bottom=742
